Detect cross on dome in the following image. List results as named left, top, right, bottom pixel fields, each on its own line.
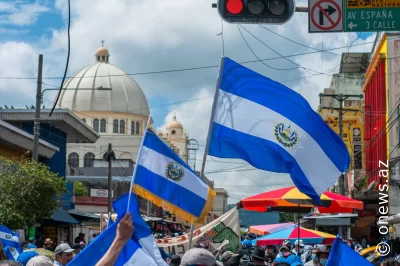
left=95, top=42, right=110, bottom=63
left=101, top=40, right=105, bottom=47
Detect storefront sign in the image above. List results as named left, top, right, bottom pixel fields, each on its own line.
left=90, top=189, right=113, bottom=198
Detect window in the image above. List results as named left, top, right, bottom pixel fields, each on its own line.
left=68, top=152, right=79, bottom=175
left=113, top=119, right=118, bottom=133
left=84, top=152, right=95, bottom=167
left=82, top=118, right=86, bottom=124
left=97, top=56, right=100, bottom=61
left=131, top=121, right=135, bottom=135
left=102, top=56, right=105, bottom=61
left=100, top=119, right=106, bottom=133
left=171, top=130, right=176, bottom=135
left=120, top=120, right=125, bottom=134
left=93, top=118, right=99, bottom=132
left=136, top=122, right=140, bottom=135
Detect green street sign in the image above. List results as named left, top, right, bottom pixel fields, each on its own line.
left=344, top=0, right=400, bottom=32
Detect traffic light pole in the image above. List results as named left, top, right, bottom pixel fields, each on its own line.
left=319, top=93, right=363, bottom=196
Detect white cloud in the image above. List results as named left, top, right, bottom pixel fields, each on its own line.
left=0, top=2, right=49, bottom=26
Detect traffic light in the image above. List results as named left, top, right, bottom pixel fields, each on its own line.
left=217, top=0, right=295, bottom=24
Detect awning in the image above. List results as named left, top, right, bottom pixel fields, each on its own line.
left=51, top=209, right=79, bottom=224
left=68, top=209, right=100, bottom=221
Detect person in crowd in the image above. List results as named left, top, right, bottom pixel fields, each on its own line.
left=180, top=248, right=220, bottom=266
left=301, top=245, right=313, bottom=264
left=221, top=251, right=240, bottom=266
left=28, top=238, right=38, bottom=249
left=79, top=241, right=85, bottom=249
left=43, top=239, right=53, bottom=251
left=169, top=255, right=181, bottom=266
left=21, top=241, right=29, bottom=250
left=276, top=240, right=293, bottom=258
left=95, top=213, right=134, bottom=266
left=304, top=248, right=320, bottom=266
left=53, top=243, right=75, bottom=266
left=27, top=256, right=53, bottom=266
left=17, top=251, right=40, bottom=266
left=242, top=233, right=254, bottom=249
left=74, top=233, right=85, bottom=244
left=0, top=261, right=23, bottom=266
left=273, top=246, right=303, bottom=265
left=361, top=235, right=368, bottom=248
left=72, top=244, right=82, bottom=257
left=248, top=247, right=267, bottom=265
left=88, top=233, right=97, bottom=243
left=315, top=248, right=330, bottom=266
left=293, top=240, right=305, bottom=256
left=353, top=239, right=363, bottom=253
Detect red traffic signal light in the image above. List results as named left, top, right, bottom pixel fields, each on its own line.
left=227, top=0, right=244, bottom=14
left=217, top=0, right=295, bottom=24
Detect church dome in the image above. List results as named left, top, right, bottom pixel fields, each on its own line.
left=166, top=115, right=183, bottom=130
left=57, top=45, right=150, bottom=117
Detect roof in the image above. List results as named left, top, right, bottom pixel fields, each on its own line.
left=68, top=209, right=100, bottom=220
left=0, top=109, right=100, bottom=143
left=0, top=119, right=59, bottom=158
left=339, top=53, right=370, bottom=74
left=51, top=209, right=79, bottom=224
left=58, top=47, right=150, bottom=116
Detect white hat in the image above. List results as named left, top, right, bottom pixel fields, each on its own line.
left=27, top=256, right=53, bottom=266
left=294, top=240, right=305, bottom=247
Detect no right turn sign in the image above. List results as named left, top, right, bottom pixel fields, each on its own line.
left=309, top=0, right=344, bottom=32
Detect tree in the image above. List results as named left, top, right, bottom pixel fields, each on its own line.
left=0, top=157, right=66, bottom=229
left=74, top=181, right=89, bottom=196
left=279, top=212, right=296, bottom=223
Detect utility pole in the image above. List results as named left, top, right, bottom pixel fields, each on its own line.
left=319, top=93, right=363, bottom=196
left=32, top=54, right=43, bottom=162
left=104, top=143, right=115, bottom=213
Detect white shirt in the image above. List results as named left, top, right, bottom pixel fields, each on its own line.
left=304, top=261, right=320, bottom=266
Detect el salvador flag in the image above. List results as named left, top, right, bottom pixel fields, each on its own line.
left=68, top=193, right=167, bottom=266
left=208, top=57, right=350, bottom=202
left=0, top=225, right=22, bottom=260
left=326, top=237, right=372, bottom=266
left=133, top=129, right=215, bottom=222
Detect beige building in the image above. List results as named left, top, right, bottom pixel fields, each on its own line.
left=213, top=188, right=229, bottom=218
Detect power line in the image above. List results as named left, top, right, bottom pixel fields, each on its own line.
left=50, top=0, right=70, bottom=117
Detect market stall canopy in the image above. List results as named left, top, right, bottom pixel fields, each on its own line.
left=51, top=209, right=79, bottom=224
left=249, top=223, right=294, bottom=236
left=254, top=226, right=336, bottom=246
left=238, top=186, right=364, bottom=213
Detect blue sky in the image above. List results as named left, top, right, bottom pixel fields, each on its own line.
left=0, top=0, right=378, bottom=200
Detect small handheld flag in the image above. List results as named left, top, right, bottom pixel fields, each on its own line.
left=326, top=237, right=372, bottom=266
left=132, top=129, right=215, bottom=222
left=207, top=57, right=350, bottom=203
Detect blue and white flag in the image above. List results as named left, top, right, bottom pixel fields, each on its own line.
left=133, top=129, right=215, bottom=222
left=208, top=57, right=350, bottom=202
left=0, top=225, right=22, bottom=260
left=69, top=193, right=167, bottom=266
left=327, top=237, right=372, bottom=266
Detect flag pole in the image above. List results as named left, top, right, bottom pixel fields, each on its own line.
left=188, top=57, right=225, bottom=249
left=127, top=115, right=152, bottom=212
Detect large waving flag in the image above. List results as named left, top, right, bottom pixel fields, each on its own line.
left=0, top=225, right=22, bottom=260
left=208, top=57, right=349, bottom=202
left=133, top=129, right=215, bottom=222
left=69, top=193, right=167, bottom=266
left=327, top=237, right=372, bottom=266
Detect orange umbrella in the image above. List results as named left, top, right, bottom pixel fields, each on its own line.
left=249, top=223, right=294, bottom=236
left=238, top=186, right=363, bottom=213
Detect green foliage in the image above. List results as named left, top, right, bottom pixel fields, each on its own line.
left=279, top=212, right=296, bottom=223
left=358, top=175, right=369, bottom=190
left=0, top=157, right=66, bottom=229
left=73, top=181, right=88, bottom=196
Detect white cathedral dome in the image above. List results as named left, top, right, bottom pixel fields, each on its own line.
left=58, top=46, right=150, bottom=116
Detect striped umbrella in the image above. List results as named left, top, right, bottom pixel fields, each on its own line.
left=253, top=226, right=336, bottom=246
left=238, top=186, right=363, bottom=213
left=249, top=223, right=294, bottom=236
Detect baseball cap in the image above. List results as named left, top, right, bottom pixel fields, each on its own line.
left=283, top=240, right=291, bottom=245
left=27, top=256, right=53, bottom=266
left=181, top=248, right=218, bottom=266
left=54, top=243, right=75, bottom=254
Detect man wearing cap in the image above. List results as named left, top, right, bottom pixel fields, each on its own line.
left=304, top=248, right=320, bottom=266
left=276, top=240, right=293, bottom=258
left=53, top=243, right=74, bottom=266
left=180, top=248, right=222, bottom=266
left=315, top=248, right=329, bottom=266
left=221, top=251, right=241, bottom=266
left=249, top=247, right=267, bottom=265
left=293, top=240, right=305, bottom=256
left=273, top=246, right=303, bottom=265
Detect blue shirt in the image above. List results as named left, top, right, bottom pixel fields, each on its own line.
left=27, top=244, right=37, bottom=249
left=274, top=253, right=304, bottom=266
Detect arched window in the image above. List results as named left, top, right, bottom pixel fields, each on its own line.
left=120, top=120, right=125, bottom=134
left=113, top=119, right=118, bottom=133
left=84, top=152, right=95, bottom=167
left=102, top=56, right=105, bottom=61
left=136, top=122, right=140, bottom=135
left=93, top=118, right=99, bottom=132
left=82, top=118, right=86, bottom=124
left=131, top=121, right=135, bottom=135
left=97, top=56, right=100, bottom=61
left=100, top=119, right=106, bottom=133
left=68, top=153, right=79, bottom=167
